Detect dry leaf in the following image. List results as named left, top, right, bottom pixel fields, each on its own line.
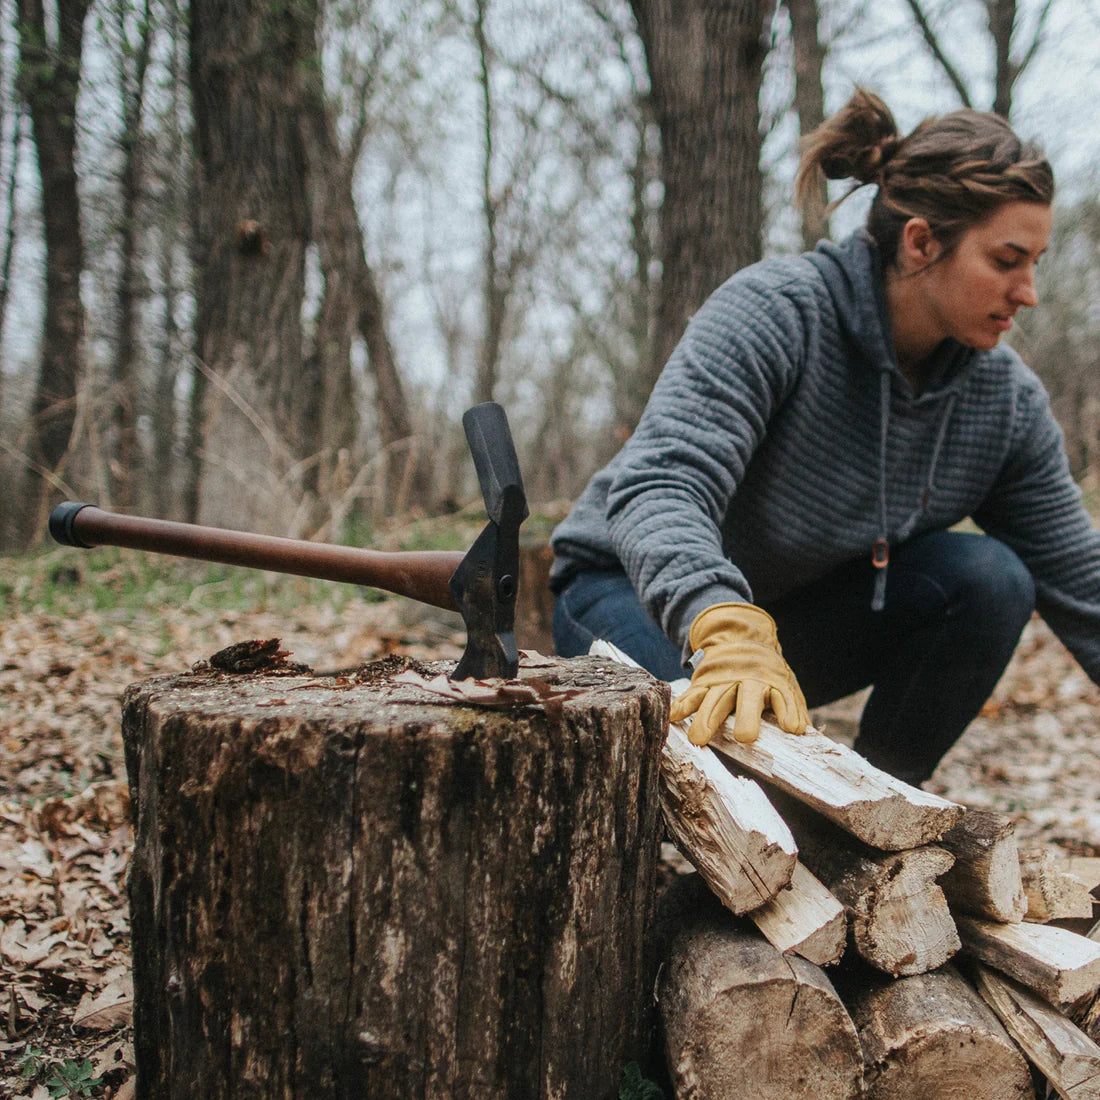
left=73, top=977, right=133, bottom=1031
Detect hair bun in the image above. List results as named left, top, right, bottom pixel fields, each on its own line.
left=797, top=88, right=900, bottom=195
left=831, top=134, right=902, bottom=183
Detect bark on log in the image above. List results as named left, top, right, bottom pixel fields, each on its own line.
left=974, top=964, right=1100, bottom=1100
left=658, top=899, right=863, bottom=1098
left=957, top=917, right=1100, bottom=1012
left=939, top=808, right=1028, bottom=922
left=844, top=964, right=1034, bottom=1098
left=122, top=655, right=667, bottom=1100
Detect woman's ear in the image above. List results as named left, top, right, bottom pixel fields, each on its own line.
left=898, top=218, right=942, bottom=272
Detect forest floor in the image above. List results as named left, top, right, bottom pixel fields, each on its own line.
left=1, top=551, right=1098, bottom=1098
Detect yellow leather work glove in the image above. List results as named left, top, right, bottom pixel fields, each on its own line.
left=668, top=602, right=810, bottom=747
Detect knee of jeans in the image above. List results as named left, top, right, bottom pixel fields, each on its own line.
left=952, top=537, right=1035, bottom=629
left=552, top=596, right=594, bottom=659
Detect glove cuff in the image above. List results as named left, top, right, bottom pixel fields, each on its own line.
left=688, top=601, right=779, bottom=650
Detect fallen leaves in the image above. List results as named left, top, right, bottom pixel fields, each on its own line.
left=0, top=592, right=1096, bottom=1095
left=0, top=593, right=464, bottom=1095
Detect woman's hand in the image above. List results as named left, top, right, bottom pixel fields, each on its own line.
left=669, top=602, right=811, bottom=745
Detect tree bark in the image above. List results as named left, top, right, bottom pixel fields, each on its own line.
left=122, top=655, right=667, bottom=1099
left=785, top=0, right=829, bottom=249
left=16, top=0, right=90, bottom=540
left=188, top=0, right=314, bottom=530
left=110, top=0, right=154, bottom=512
left=844, top=964, right=1034, bottom=1098
left=629, top=0, right=771, bottom=382
left=656, top=877, right=863, bottom=1098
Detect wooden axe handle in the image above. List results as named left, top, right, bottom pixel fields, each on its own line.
left=49, top=503, right=463, bottom=612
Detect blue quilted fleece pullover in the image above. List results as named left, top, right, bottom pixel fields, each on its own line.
left=550, top=230, right=1100, bottom=680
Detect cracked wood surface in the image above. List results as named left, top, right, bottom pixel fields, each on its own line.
left=123, top=655, right=667, bottom=1100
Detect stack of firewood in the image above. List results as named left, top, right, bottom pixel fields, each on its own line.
left=591, top=641, right=1100, bottom=1100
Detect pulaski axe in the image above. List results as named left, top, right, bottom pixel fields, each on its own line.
left=48, top=402, right=529, bottom=681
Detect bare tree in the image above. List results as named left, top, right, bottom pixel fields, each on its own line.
left=785, top=0, right=829, bottom=248
left=107, top=0, right=155, bottom=512
left=900, top=0, right=1056, bottom=116
left=472, top=0, right=509, bottom=405
left=15, top=0, right=91, bottom=540
left=629, top=0, right=775, bottom=381
left=147, top=0, right=190, bottom=517
left=188, top=0, right=315, bottom=531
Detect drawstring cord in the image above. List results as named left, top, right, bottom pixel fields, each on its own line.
left=872, top=374, right=958, bottom=612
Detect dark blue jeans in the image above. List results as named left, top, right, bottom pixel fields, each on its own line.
left=553, top=531, right=1035, bottom=785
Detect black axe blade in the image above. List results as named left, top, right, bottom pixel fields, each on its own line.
left=448, top=402, right=529, bottom=681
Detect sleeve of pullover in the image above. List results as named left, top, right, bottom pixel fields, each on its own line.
left=606, top=270, right=810, bottom=651
left=974, top=380, right=1100, bottom=684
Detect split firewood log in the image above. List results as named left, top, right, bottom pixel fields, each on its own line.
left=702, top=712, right=964, bottom=851
left=842, top=963, right=1034, bottom=1098
left=766, top=790, right=960, bottom=976
left=939, top=808, right=1028, bottom=922
left=957, top=917, right=1100, bottom=1012
left=658, top=720, right=797, bottom=914
left=748, top=861, right=848, bottom=967
left=973, top=964, right=1100, bottom=1100
left=1064, top=859, right=1100, bottom=895
left=1070, top=918, right=1100, bottom=1044
left=1019, top=849, right=1097, bottom=923
left=590, top=641, right=799, bottom=914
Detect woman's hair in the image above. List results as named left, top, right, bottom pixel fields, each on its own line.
left=795, top=89, right=1054, bottom=261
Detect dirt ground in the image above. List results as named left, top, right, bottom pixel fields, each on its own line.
left=1, top=597, right=1096, bottom=1098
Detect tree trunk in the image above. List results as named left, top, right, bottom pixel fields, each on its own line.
left=629, top=0, right=771, bottom=382
left=300, top=88, right=428, bottom=519
left=110, top=0, right=154, bottom=513
left=188, top=0, right=313, bottom=531
left=122, top=655, right=667, bottom=1099
left=16, top=0, right=90, bottom=541
left=988, top=0, right=1018, bottom=119
left=785, top=0, right=829, bottom=249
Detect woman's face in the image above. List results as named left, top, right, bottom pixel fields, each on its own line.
left=913, top=201, right=1052, bottom=352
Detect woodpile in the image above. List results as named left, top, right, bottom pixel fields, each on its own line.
left=591, top=641, right=1100, bottom=1099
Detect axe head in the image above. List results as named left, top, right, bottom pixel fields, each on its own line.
left=449, top=403, right=529, bottom=681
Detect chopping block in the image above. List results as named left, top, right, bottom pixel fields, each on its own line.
left=121, top=653, right=668, bottom=1100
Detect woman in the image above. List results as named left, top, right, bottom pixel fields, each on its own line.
left=549, top=90, right=1096, bottom=787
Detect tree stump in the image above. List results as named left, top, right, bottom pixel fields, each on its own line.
left=122, top=654, right=668, bottom=1099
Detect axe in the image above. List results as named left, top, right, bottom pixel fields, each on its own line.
left=48, top=402, right=529, bottom=681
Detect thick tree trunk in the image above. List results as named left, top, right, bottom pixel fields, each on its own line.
left=629, top=0, right=771, bottom=382
left=189, top=0, right=313, bottom=531
left=16, top=0, right=90, bottom=540
left=122, top=655, right=667, bottom=1099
